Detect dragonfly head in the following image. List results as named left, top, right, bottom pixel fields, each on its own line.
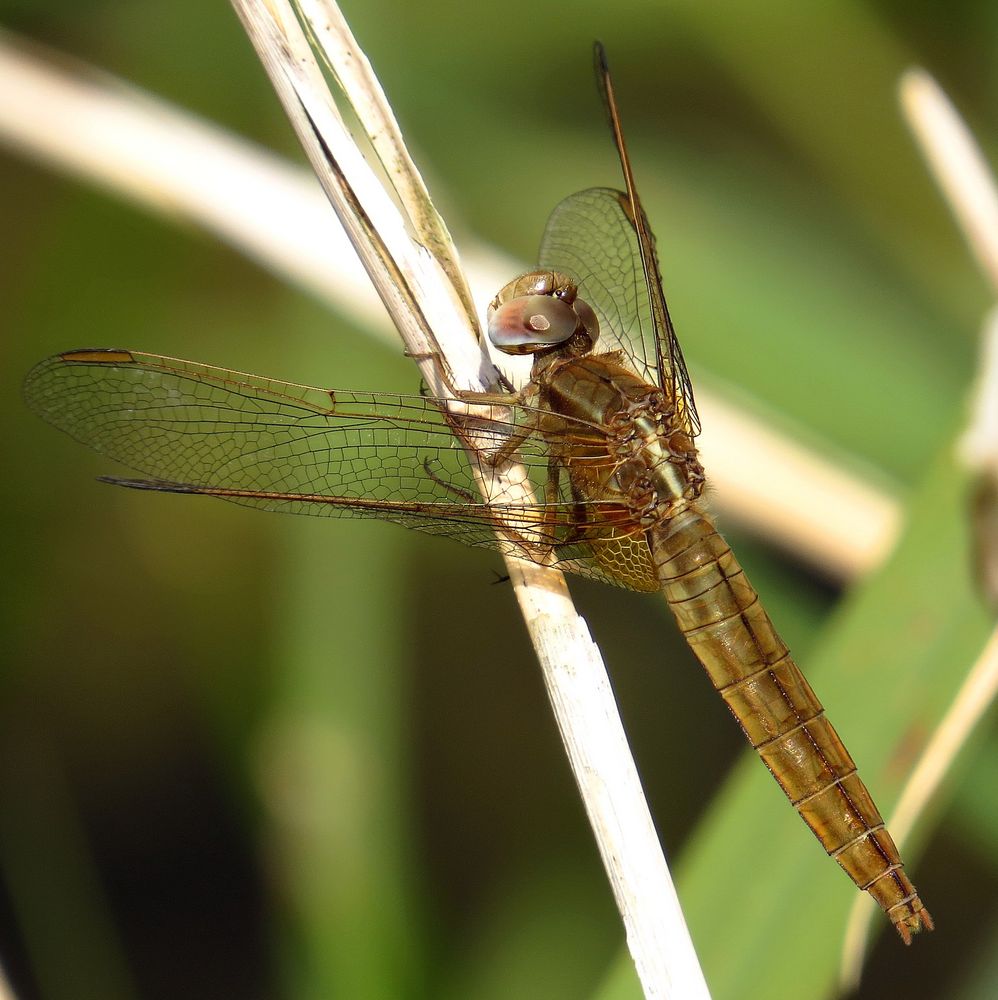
left=487, top=270, right=599, bottom=357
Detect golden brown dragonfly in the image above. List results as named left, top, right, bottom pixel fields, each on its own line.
left=25, top=43, right=931, bottom=943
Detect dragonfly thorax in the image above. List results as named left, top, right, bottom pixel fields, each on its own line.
left=487, top=270, right=599, bottom=356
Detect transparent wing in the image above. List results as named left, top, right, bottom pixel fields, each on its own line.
left=25, top=349, right=659, bottom=591
left=537, top=44, right=700, bottom=437
left=539, top=188, right=699, bottom=439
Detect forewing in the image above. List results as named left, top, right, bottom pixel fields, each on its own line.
left=537, top=44, right=700, bottom=437
left=538, top=190, right=698, bottom=437
left=25, top=349, right=658, bottom=591
left=539, top=188, right=653, bottom=383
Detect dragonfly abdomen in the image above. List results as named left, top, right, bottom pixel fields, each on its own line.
left=652, top=507, right=932, bottom=943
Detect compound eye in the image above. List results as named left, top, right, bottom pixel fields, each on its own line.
left=487, top=294, right=578, bottom=354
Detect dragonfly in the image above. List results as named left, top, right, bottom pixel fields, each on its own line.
left=25, top=42, right=931, bottom=943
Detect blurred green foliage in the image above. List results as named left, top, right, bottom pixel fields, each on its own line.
left=1, top=1, right=997, bottom=998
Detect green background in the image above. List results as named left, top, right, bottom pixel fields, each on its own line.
left=1, top=1, right=996, bottom=998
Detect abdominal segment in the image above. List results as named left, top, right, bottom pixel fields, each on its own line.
left=652, top=505, right=931, bottom=942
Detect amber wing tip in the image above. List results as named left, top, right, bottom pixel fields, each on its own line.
left=894, top=904, right=934, bottom=945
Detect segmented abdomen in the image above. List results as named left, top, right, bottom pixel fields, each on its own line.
left=652, top=506, right=932, bottom=943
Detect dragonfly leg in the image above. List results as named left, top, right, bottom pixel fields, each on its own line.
left=451, top=383, right=537, bottom=407
left=557, top=460, right=598, bottom=547
left=493, top=366, right=517, bottom=393
left=444, top=388, right=544, bottom=471
left=405, top=351, right=515, bottom=398
left=421, top=458, right=478, bottom=503
left=538, top=455, right=589, bottom=548
left=403, top=347, right=457, bottom=389
left=544, top=455, right=562, bottom=505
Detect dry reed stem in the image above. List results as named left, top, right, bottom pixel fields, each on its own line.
left=839, top=69, right=998, bottom=988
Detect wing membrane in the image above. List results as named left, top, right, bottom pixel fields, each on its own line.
left=537, top=44, right=700, bottom=437
left=25, top=349, right=658, bottom=591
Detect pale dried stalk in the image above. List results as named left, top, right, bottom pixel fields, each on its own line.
left=839, top=70, right=998, bottom=987
left=839, top=621, right=998, bottom=990
left=961, top=309, right=998, bottom=479
left=0, top=28, right=383, bottom=329
left=231, top=1, right=487, bottom=392
left=961, top=309, right=998, bottom=603
left=230, top=2, right=708, bottom=996
left=0, top=961, right=17, bottom=1000
left=296, top=0, right=479, bottom=329
left=0, top=28, right=899, bottom=581
left=698, top=394, right=898, bottom=576
left=840, top=320, right=998, bottom=981
left=901, top=69, right=998, bottom=293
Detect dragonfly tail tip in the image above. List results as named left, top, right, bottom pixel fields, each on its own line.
left=893, top=902, right=934, bottom=945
